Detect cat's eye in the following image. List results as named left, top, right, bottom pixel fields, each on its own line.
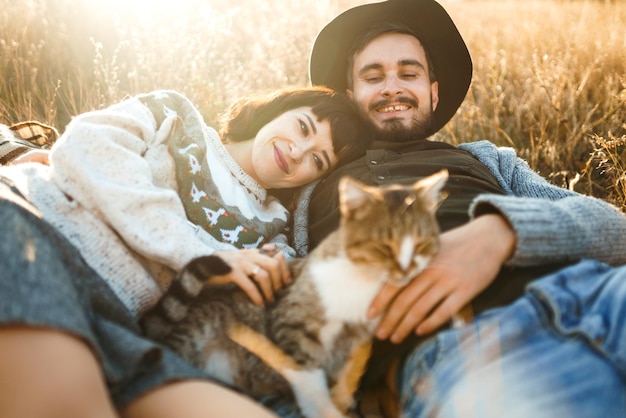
left=414, top=240, right=435, bottom=255
left=371, top=242, right=392, bottom=258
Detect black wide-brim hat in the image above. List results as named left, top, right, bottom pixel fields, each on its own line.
left=310, top=0, right=472, bottom=133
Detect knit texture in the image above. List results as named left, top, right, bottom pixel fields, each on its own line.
left=293, top=140, right=626, bottom=268
left=0, top=91, right=293, bottom=316
left=139, top=92, right=288, bottom=249
left=459, top=140, right=626, bottom=267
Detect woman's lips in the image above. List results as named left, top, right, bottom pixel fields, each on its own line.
left=274, top=144, right=289, bottom=174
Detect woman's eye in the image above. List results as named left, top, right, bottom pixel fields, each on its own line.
left=313, top=154, right=323, bottom=170
left=299, top=119, right=309, bottom=136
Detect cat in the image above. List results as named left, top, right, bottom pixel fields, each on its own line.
left=140, top=169, right=448, bottom=418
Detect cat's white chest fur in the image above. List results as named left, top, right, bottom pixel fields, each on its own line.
left=309, top=256, right=384, bottom=324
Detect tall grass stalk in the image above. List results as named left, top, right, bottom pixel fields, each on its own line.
left=1, top=0, right=625, bottom=207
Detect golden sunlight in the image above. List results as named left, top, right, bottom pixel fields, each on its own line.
left=80, top=0, right=206, bottom=26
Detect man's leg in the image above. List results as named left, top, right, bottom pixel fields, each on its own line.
left=398, top=259, right=626, bottom=418
left=526, top=258, right=626, bottom=374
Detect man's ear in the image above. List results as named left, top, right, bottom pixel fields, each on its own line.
left=431, top=81, right=439, bottom=112
left=346, top=89, right=353, bottom=100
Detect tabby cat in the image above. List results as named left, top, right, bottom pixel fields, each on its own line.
left=141, top=170, right=448, bottom=418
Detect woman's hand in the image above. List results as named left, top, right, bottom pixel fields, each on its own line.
left=368, top=214, right=516, bottom=343
left=210, top=244, right=291, bottom=306
left=11, top=149, right=50, bottom=165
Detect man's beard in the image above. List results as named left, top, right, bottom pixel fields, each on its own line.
left=375, top=115, right=434, bottom=143
left=366, top=101, right=436, bottom=143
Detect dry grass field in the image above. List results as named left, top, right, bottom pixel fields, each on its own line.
left=1, top=0, right=625, bottom=208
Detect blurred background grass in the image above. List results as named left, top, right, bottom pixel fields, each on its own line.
left=1, top=0, right=625, bottom=208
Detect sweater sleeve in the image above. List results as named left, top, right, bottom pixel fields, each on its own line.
left=49, top=93, right=221, bottom=272
left=460, top=140, right=626, bottom=267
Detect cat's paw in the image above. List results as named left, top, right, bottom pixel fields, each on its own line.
left=332, top=392, right=355, bottom=415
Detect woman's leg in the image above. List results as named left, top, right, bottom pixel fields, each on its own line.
left=0, top=326, right=118, bottom=418
left=123, top=381, right=279, bottom=418
left=0, top=328, right=279, bottom=418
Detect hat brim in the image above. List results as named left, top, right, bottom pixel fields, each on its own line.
left=309, top=0, right=472, bottom=133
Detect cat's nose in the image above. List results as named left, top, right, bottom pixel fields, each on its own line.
left=388, top=270, right=414, bottom=287
left=394, top=255, right=431, bottom=285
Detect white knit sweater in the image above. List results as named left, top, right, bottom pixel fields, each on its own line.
left=0, top=91, right=292, bottom=316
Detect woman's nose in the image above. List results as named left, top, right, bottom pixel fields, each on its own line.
left=289, top=141, right=311, bottom=163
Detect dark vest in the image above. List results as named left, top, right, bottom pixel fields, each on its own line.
left=308, top=139, right=568, bottom=388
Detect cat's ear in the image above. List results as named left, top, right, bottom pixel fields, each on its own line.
left=339, top=176, right=374, bottom=218
left=415, top=169, right=449, bottom=210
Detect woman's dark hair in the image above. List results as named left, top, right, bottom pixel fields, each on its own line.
left=219, top=85, right=370, bottom=168
left=219, top=85, right=371, bottom=208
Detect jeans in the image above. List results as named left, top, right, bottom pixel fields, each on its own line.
left=400, top=259, right=626, bottom=418
left=266, top=259, right=626, bottom=417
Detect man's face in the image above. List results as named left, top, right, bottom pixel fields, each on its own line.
left=347, top=33, right=439, bottom=140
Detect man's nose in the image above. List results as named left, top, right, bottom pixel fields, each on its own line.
left=381, top=76, right=402, bottom=97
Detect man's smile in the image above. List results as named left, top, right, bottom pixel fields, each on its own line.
left=377, top=104, right=412, bottom=113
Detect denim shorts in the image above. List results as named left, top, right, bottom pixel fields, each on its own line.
left=399, top=259, right=626, bottom=418
left=0, top=177, right=208, bottom=409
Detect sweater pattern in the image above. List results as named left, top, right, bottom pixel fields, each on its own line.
left=139, top=92, right=288, bottom=249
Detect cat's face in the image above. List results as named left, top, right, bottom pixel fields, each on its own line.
left=338, top=170, right=447, bottom=286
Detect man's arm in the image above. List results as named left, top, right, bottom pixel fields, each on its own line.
left=371, top=140, right=626, bottom=342
left=462, top=140, right=626, bottom=267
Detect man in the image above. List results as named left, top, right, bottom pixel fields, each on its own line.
left=285, top=0, right=626, bottom=416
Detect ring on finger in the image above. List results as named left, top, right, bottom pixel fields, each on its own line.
left=251, top=266, right=261, bottom=277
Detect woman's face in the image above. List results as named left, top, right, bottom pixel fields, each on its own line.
left=250, top=106, right=337, bottom=189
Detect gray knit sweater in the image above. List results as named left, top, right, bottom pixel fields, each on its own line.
left=293, top=140, right=626, bottom=267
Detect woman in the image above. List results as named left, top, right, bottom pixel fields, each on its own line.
left=0, top=87, right=367, bottom=417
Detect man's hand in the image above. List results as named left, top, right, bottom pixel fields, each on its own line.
left=367, top=214, right=516, bottom=343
